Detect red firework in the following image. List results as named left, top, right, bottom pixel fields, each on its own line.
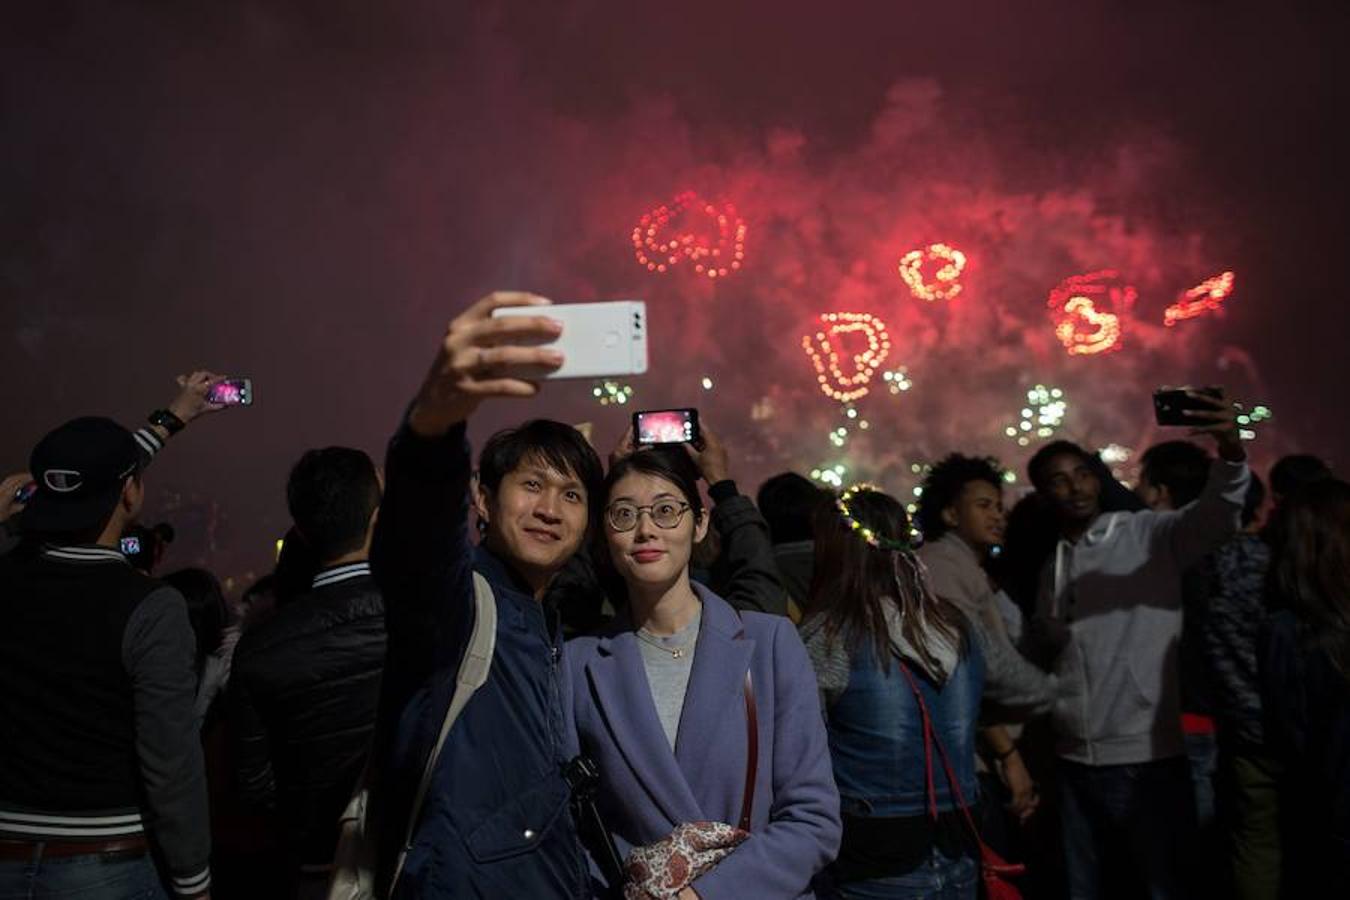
left=631, top=191, right=747, bottom=278
left=1047, top=270, right=1136, bottom=356
left=1164, top=271, right=1236, bottom=327
left=800, top=312, right=892, bottom=403
left=898, top=242, right=967, bottom=301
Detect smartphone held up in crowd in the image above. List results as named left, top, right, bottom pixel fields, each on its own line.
left=633, top=408, right=700, bottom=446
left=1153, top=386, right=1222, bottom=426
left=491, top=300, right=648, bottom=379
left=206, top=377, right=253, bottom=406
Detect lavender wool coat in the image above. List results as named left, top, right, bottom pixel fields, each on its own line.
left=564, top=584, right=842, bottom=899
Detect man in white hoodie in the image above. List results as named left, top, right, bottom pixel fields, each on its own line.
left=1027, top=390, right=1248, bottom=900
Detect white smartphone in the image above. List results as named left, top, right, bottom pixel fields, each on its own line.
left=491, top=300, right=648, bottom=379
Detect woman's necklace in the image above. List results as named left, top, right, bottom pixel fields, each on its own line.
left=635, top=627, right=694, bottom=659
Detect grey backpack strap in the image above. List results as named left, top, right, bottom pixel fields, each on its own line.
left=389, top=572, right=497, bottom=893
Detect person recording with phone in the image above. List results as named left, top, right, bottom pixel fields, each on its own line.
left=1, top=371, right=229, bottom=555
left=367, top=292, right=604, bottom=898
left=1024, top=388, right=1249, bottom=900
left=0, top=371, right=228, bottom=900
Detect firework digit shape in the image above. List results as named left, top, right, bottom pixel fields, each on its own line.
left=898, top=242, right=967, bottom=301
left=1163, top=271, right=1236, bottom=327
left=801, top=312, right=892, bottom=403
left=631, top=190, right=747, bottom=278
left=1047, top=270, right=1136, bottom=356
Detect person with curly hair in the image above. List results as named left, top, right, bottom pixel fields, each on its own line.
left=916, top=455, right=1061, bottom=846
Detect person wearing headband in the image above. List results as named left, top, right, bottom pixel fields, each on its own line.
left=800, top=484, right=983, bottom=899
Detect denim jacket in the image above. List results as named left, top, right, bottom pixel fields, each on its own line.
left=802, top=622, right=985, bottom=818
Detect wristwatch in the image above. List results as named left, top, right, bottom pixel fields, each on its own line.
left=147, top=408, right=186, bottom=435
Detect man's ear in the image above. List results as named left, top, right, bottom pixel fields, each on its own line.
left=121, top=476, right=144, bottom=518
left=941, top=506, right=959, bottom=528
left=472, top=476, right=492, bottom=525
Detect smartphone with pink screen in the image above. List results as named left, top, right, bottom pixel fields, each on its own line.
left=633, top=408, right=699, bottom=445
left=207, top=378, right=253, bottom=406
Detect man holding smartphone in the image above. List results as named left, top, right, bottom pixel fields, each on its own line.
left=1024, top=389, right=1249, bottom=900
left=369, top=293, right=602, bottom=898
left=0, top=372, right=225, bottom=899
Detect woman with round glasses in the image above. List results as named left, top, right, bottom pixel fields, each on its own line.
left=565, top=440, right=841, bottom=899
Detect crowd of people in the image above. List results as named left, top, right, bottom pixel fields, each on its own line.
left=1, top=292, right=1346, bottom=900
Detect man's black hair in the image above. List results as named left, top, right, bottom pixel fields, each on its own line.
left=1027, top=440, right=1094, bottom=492
left=915, top=454, right=1005, bottom=542
left=478, top=419, right=604, bottom=522
left=756, top=472, right=829, bottom=544
left=1269, top=454, right=1332, bottom=500
left=286, top=447, right=381, bottom=562
left=1139, top=440, right=1211, bottom=509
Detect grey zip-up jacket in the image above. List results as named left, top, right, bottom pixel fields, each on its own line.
left=1033, top=458, right=1249, bottom=766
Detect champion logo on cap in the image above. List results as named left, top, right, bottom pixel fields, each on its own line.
left=43, top=470, right=85, bottom=493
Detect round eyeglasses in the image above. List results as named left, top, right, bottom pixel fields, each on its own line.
left=606, top=500, right=692, bottom=532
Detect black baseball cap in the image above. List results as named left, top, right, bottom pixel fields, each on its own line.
left=23, top=417, right=142, bottom=534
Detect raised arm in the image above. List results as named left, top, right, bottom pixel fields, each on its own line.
left=1, top=371, right=226, bottom=532
left=1152, top=389, right=1250, bottom=570
left=372, top=293, right=566, bottom=703
left=687, top=425, right=790, bottom=616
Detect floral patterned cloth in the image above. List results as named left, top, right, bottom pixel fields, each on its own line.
left=623, top=821, right=749, bottom=899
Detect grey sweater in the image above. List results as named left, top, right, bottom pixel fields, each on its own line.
left=1032, top=458, right=1249, bottom=766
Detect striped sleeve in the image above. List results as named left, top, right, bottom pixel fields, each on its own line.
left=132, top=427, right=164, bottom=466
left=123, top=587, right=211, bottom=896
left=171, top=867, right=212, bottom=898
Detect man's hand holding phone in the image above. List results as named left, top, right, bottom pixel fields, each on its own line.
left=169, top=371, right=231, bottom=424
left=1155, top=386, right=1244, bottom=462
left=409, top=292, right=563, bottom=437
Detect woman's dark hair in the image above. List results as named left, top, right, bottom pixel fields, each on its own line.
left=1269, top=478, right=1350, bottom=684
left=603, top=446, right=705, bottom=520
left=804, top=487, right=968, bottom=676
left=756, top=472, right=829, bottom=544
left=915, top=454, right=1005, bottom=542
left=162, top=567, right=226, bottom=678
left=1269, top=454, right=1332, bottom=501
left=594, top=447, right=705, bottom=604
left=479, top=419, right=605, bottom=524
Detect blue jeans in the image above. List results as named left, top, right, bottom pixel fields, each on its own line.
left=833, top=847, right=977, bottom=899
left=0, top=846, right=167, bottom=900
left=1184, top=732, right=1217, bottom=832
left=1058, top=756, right=1196, bottom=900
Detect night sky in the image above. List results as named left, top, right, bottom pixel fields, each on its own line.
left=3, top=1, right=1346, bottom=584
